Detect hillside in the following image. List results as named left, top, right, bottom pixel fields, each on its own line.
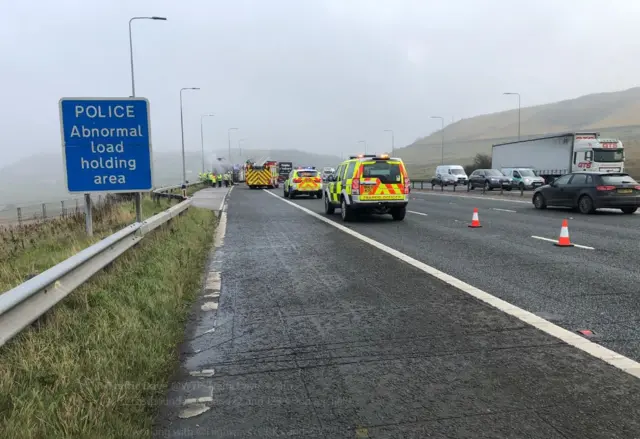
left=0, top=148, right=341, bottom=205
left=397, top=87, right=640, bottom=178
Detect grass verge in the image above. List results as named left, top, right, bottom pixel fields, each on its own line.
left=0, top=206, right=216, bottom=439
left=0, top=196, right=185, bottom=292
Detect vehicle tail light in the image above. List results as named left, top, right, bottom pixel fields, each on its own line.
left=596, top=185, right=616, bottom=191
left=293, top=178, right=302, bottom=183
left=352, top=178, right=360, bottom=195
left=404, top=179, right=411, bottom=194
left=635, top=186, right=640, bottom=191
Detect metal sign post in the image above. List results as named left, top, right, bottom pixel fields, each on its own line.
left=84, top=193, right=93, bottom=236
left=59, top=97, right=153, bottom=232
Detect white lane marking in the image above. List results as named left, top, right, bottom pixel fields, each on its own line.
left=408, top=210, right=428, bottom=217
left=413, top=190, right=531, bottom=205
left=263, top=189, right=640, bottom=379
left=531, top=235, right=595, bottom=250
left=492, top=208, right=517, bottom=213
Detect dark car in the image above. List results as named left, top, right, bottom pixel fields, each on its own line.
left=468, top=169, right=512, bottom=191
left=532, top=172, right=640, bottom=214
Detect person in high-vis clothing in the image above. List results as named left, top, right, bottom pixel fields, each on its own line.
left=210, top=173, right=216, bottom=187
left=218, top=174, right=223, bottom=188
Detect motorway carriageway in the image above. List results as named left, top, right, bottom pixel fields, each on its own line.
left=155, top=187, right=640, bottom=439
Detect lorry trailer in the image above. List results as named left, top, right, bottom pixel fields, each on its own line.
left=492, top=132, right=624, bottom=182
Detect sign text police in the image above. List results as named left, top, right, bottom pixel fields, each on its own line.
left=59, top=97, right=153, bottom=193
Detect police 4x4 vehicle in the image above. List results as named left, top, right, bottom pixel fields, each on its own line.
left=323, top=154, right=410, bottom=221
left=283, top=167, right=323, bottom=199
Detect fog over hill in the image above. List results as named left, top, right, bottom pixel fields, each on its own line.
left=0, top=149, right=341, bottom=205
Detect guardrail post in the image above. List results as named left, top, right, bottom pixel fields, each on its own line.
left=467, top=183, right=470, bottom=192
left=500, top=186, right=504, bottom=195
left=75, top=199, right=79, bottom=214
left=42, top=204, right=46, bottom=220
left=520, top=186, right=524, bottom=197
left=440, top=183, right=444, bottom=192
left=453, top=184, right=456, bottom=192
left=482, top=184, right=486, bottom=195
left=420, top=181, right=424, bottom=190
left=17, top=207, right=22, bottom=226
left=61, top=201, right=65, bottom=217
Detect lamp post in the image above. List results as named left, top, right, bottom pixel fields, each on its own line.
left=128, top=15, right=166, bottom=222
left=179, top=87, right=200, bottom=185
left=384, top=129, right=395, bottom=155
left=503, top=92, right=521, bottom=140
left=358, top=140, right=367, bottom=154
left=228, top=127, right=239, bottom=163
left=200, top=114, right=215, bottom=173
left=430, top=116, right=445, bottom=165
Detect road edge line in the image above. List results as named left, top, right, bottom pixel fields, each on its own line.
left=263, top=189, right=640, bottom=380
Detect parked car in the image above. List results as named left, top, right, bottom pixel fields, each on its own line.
left=431, top=165, right=469, bottom=187
left=532, top=172, right=640, bottom=214
left=468, top=169, right=512, bottom=191
left=501, top=167, right=545, bottom=190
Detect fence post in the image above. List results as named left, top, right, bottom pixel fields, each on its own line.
left=453, top=184, right=456, bottom=192
left=520, top=186, right=524, bottom=197
left=75, top=199, right=79, bottom=213
left=500, top=186, right=504, bottom=195
left=42, top=204, right=47, bottom=220
left=440, top=182, right=444, bottom=192
left=61, top=201, right=65, bottom=217
left=17, top=207, right=22, bottom=226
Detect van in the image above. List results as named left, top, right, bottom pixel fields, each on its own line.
left=432, top=165, right=468, bottom=186
left=500, top=167, right=545, bottom=190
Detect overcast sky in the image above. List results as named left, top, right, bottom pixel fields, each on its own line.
left=2, top=0, right=640, bottom=166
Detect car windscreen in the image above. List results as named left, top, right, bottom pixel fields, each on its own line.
left=518, top=169, right=535, bottom=177
left=600, top=174, right=637, bottom=185
left=484, top=169, right=503, bottom=176
left=450, top=168, right=465, bottom=175
left=362, top=162, right=402, bottom=183
left=297, top=171, right=318, bottom=178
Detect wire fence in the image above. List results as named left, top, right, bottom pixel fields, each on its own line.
left=0, top=193, right=137, bottom=227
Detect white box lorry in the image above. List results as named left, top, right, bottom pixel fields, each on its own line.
left=492, top=132, right=625, bottom=182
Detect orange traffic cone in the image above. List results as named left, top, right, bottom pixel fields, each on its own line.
left=468, top=208, right=482, bottom=228
left=555, top=219, right=574, bottom=247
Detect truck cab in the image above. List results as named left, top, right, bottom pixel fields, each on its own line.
left=573, top=136, right=624, bottom=174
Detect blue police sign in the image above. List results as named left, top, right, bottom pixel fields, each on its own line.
left=59, top=97, right=153, bottom=193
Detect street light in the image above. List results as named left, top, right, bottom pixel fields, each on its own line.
left=128, top=15, right=166, bottom=223
left=129, top=16, right=167, bottom=98
left=228, top=128, right=239, bottom=163
left=384, top=130, right=395, bottom=155
left=430, top=116, right=445, bottom=165
left=200, top=113, right=215, bottom=173
left=503, top=92, right=521, bottom=140
left=180, top=87, right=200, bottom=185
left=358, top=140, right=367, bottom=154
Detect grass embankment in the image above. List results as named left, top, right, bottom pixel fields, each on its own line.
left=0, top=205, right=216, bottom=439
left=0, top=187, right=207, bottom=292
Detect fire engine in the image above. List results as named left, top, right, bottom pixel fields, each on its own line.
left=245, top=160, right=279, bottom=189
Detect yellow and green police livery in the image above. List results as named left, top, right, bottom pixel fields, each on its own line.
left=323, top=154, right=410, bottom=221
left=283, top=167, right=323, bottom=199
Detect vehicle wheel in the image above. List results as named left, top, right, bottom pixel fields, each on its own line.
left=391, top=206, right=406, bottom=221
left=533, top=193, right=547, bottom=209
left=341, top=198, right=355, bottom=222
left=484, top=181, right=492, bottom=191
left=621, top=207, right=637, bottom=214
left=290, top=189, right=296, bottom=200
left=324, top=194, right=335, bottom=214
left=317, top=191, right=323, bottom=199
left=518, top=182, right=525, bottom=191
left=505, top=187, right=512, bottom=191
left=578, top=195, right=595, bottom=214
left=283, top=187, right=289, bottom=198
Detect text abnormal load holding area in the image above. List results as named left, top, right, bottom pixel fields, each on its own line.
left=59, top=98, right=153, bottom=193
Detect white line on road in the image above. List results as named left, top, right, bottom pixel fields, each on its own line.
left=531, top=235, right=595, bottom=250
left=263, top=189, right=640, bottom=380
left=413, top=191, right=531, bottom=205
left=492, top=208, right=517, bottom=213
left=408, top=210, right=428, bottom=217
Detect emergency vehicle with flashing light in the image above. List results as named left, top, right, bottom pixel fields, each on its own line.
left=283, top=167, right=323, bottom=199
left=323, top=153, right=410, bottom=221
